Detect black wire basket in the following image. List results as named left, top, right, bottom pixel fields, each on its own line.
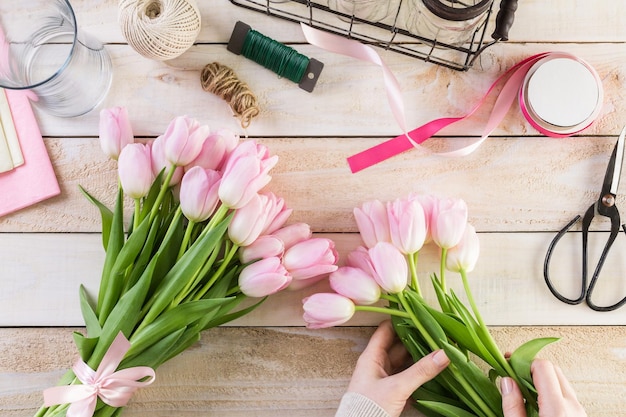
left=228, top=0, right=517, bottom=71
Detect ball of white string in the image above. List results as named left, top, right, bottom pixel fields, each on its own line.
left=118, top=0, right=201, bottom=61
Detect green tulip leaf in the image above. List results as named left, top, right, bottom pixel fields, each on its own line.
left=403, top=290, right=447, bottom=349
left=141, top=214, right=232, bottom=325
left=79, top=285, right=101, bottom=338
left=139, top=170, right=165, bottom=221
left=444, top=291, right=508, bottom=372
left=122, top=215, right=162, bottom=293
left=127, top=297, right=233, bottom=358
left=148, top=209, right=185, bottom=295
left=160, top=329, right=203, bottom=365
left=417, top=400, right=480, bottom=417
left=97, top=188, right=126, bottom=323
left=413, top=384, right=466, bottom=410
left=121, top=327, right=186, bottom=370
left=79, top=185, right=113, bottom=250
left=426, top=307, right=475, bottom=353
left=509, top=337, right=560, bottom=384
left=440, top=340, right=502, bottom=417
left=201, top=296, right=266, bottom=330
left=89, top=261, right=153, bottom=369
left=431, top=274, right=452, bottom=313
left=110, top=215, right=151, bottom=275
left=73, top=332, right=99, bottom=362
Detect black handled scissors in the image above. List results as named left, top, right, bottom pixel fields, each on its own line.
left=544, top=127, right=626, bottom=312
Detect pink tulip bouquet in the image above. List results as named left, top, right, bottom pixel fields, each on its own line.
left=36, top=107, right=338, bottom=417
left=303, top=195, right=557, bottom=417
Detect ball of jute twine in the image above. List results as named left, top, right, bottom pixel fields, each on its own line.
left=118, top=0, right=201, bottom=61
left=201, top=62, right=260, bottom=129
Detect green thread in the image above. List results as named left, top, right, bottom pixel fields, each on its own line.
left=241, top=29, right=310, bottom=84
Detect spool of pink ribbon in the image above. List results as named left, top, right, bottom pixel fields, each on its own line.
left=300, top=25, right=604, bottom=173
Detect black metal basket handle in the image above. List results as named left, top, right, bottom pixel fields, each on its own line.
left=492, top=0, right=518, bottom=41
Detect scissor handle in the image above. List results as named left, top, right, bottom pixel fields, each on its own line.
left=585, top=207, right=626, bottom=312
left=543, top=204, right=595, bottom=305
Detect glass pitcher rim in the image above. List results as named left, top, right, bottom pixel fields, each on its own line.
left=0, top=0, right=78, bottom=90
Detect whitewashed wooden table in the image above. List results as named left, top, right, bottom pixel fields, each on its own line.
left=2, top=0, right=626, bottom=416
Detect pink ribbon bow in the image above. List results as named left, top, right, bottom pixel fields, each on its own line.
left=43, top=332, right=156, bottom=417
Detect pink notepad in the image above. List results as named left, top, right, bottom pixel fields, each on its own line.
left=0, top=89, right=60, bottom=217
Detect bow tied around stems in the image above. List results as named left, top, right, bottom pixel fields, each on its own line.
left=43, top=332, right=155, bottom=417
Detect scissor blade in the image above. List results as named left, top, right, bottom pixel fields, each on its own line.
left=605, top=126, right=626, bottom=196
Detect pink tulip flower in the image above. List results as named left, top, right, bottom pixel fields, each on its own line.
left=261, top=192, right=293, bottom=235
left=99, top=107, right=134, bottom=160
left=162, top=116, right=210, bottom=167
left=368, top=242, right=409, bottom=294
left=446, top=224, right=480, bottom=273
left=411, top=193, right=438, bottom=243
left=239, top=235, right=285, bottom=264
left=354, top=199, right=391, bottom=248
left=283, top=238, right=339, bottom=289
left=219, top=140, right=278, bottom=209
left=346, top=246, right=374, bottom=276
left=271, top=223, right=312, bottom=250
left=118, top=143, right=154, bottom=199
left=179, top=167, right=221, bottom=223
left=387, top=197, right=427, bottom=255
left=228, top=194, right=270, bottom=247
left=151, top=135, right=184, bottom=186
left=302, top=293, right=355, bottom=329
left=239, top=257, right=292, bottom=298
left=329, top=266, right=381, bottom=305
left=431, top=198, right=469, bottom=249
left=186, top=128, right=239, bottom=172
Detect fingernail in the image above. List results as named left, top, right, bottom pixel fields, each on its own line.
left=432, top=350, right=449, bottom=366
left=500, top=377, right=514, bottom=395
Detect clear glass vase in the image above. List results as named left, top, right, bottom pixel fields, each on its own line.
left=0, top=0, right=112, bottom=117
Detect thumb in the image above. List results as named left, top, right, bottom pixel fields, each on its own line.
left=500, top=377, right=527, bottom=417
left=391, top=350, right=450, bottom=395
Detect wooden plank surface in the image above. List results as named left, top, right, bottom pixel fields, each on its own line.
left=2, top=0, right=626, bottom=416
left=1, top=327, right=625, bottom=417
left=2, top=232, right=626, bottom=327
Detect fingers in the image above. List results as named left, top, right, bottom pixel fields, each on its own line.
left=500, top=377, right=527, bottom=417
left=391, top=349, right=450, bottom=396
left=553, top=365, right=578, bottom=400
left=531, top=359, right=587, bottom=417
left=531, top=359, right=565, bottom=415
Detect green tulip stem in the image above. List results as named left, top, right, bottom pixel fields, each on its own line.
left=355, top=305, right=411, bottom=318
left=205, top=204, right=229, bottom=232
left=172, top=238, right=223, bottom=308
left=446, top=365, right=500, bottom=417
left=133, top=198, right=141, bottom=231
left=193, top=244, right=239, bottom=301
left=397, top=291, right=439, bottom=351
left=226, top=285, right=240, bottom=296
left=460, top=269, right=536, bottom=408
left=459, top=269, right=486, bottom=329
left=178, top=220, right=196, bottom=260
left=149, top=166, right=176, bottom=223
left=439, top=247, right=448, bottom=292
left=354, top=306, right=411, bottom=319
left=379, top=293, right=399, bottom=303
left=408, top=252, right=422, bottom=296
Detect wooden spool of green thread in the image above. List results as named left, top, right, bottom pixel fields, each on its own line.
left=227, top=21, right=324, bottom=93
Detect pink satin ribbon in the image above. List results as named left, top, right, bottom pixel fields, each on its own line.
left=43, top=332, right=156, bottom=417
left=300, top=25, right=602, bottom=173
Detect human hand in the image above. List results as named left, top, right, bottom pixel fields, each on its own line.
left=501, top=358, right=587, bottom=417
left=346, top=320, right=450, bottom=417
